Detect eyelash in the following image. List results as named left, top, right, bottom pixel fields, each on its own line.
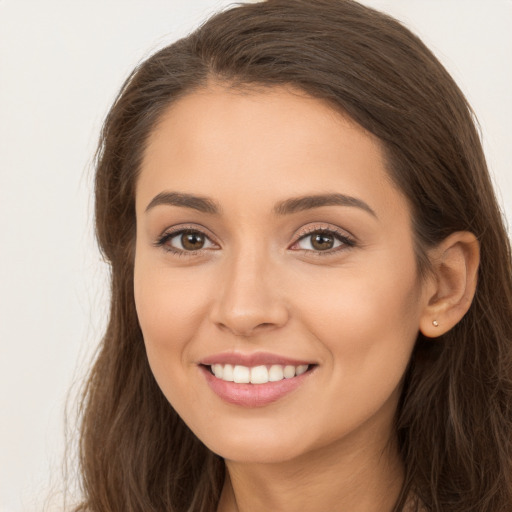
left=154, top=224, right=356, bottom=258
left=291, top=225, right=356, bottom=257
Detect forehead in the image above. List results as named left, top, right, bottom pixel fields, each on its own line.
left=137, top=85, right=406, bottom=221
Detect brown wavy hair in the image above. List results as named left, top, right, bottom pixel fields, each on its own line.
left=74, top=1, right=512, bottom=510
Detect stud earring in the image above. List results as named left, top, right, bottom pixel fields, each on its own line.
left=432, top=320, right=439, bottom=327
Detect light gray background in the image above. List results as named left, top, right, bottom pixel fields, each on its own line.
left=1, top=1, right=510, bottom=511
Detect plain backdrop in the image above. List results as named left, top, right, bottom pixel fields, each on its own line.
left=1, top=1, right=510, bottom=511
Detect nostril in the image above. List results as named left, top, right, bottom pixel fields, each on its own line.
left=209, top=286, right=290, bottom=336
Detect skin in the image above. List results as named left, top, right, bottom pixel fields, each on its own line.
left=133, top=85, right=478, bottom=512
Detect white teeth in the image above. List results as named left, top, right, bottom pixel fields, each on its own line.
left=222, top=364, right=234, bottom=381
left=233, top=365, right=250, bottom=383
left=283, top=365, right=296, bottom=379
left=296, top=364, right=308, bottom=376
left=210, top=363, right=310, bottom=384
left=250, top=365, right=269, bottom=384
left=212, top=364, right=223, bottom=379
left=268, top=364, right=284, bottom=381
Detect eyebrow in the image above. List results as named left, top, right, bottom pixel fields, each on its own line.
left=145, top=192, right=221, bottom=214
left=145, top=191, right=376, bottom=218
left=273, top=193, right=377, bottom=218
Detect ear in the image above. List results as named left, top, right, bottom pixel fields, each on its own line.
left=419, top=231, right=480, bottom=338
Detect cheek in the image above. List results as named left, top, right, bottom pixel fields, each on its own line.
left=297, top=255, right=422, bottom=394
left=286, top=267, right=422, bottom=450
left=133, top=262, right=214, bottom=428
left=313, top=278, right=420, bottom=350
left=133, top=259, right=210, bottom=388
left=134, top=259, right=207, bottom=338
left=302, top=247, right=422, bottom=342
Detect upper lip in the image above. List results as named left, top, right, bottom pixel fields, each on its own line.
left=199, top=351, right=315, bottom=367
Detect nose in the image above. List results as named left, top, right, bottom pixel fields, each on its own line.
left=209, top=250, right=290, bottom=338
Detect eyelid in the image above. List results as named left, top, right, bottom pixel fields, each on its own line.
left=293, top=223, right=355, bottom=241
left=154, top=222, right=356, bottom=257
left=156, top=223, right=217, bottom=241
left=154, top=224, right=219, bottom=254
left=289, top=223, right=357, bottom=255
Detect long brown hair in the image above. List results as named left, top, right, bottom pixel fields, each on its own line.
left=75, top=1, right=512, bottom=510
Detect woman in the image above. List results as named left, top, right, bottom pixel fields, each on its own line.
left=75, top=0, right=512, bottom=510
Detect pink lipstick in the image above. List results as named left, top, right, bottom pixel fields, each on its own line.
left=199, top=352, right=316, bottom=407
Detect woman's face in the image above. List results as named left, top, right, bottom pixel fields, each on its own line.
left=134, top=85, right=431, bottom=464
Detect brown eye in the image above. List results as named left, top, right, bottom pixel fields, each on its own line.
left=181, top=231, right=206, bottom=250
left=310, top=233, right=335, bottom=251
left=293, top=229, right=354, bottom=254
left=158, top=229, right=216, bottom=253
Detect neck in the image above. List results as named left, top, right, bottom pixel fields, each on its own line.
left=217, top=426, right=403, bottom=512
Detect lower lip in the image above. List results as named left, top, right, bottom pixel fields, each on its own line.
left=200, top=365, right=314, bottom=407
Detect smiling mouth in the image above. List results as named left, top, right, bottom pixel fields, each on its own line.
left=204, top=363, right=314, bottom=384
left=200, top=360, right=317, bottom=407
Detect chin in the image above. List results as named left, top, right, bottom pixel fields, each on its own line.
left=199, top=428, right=312, bottom=464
